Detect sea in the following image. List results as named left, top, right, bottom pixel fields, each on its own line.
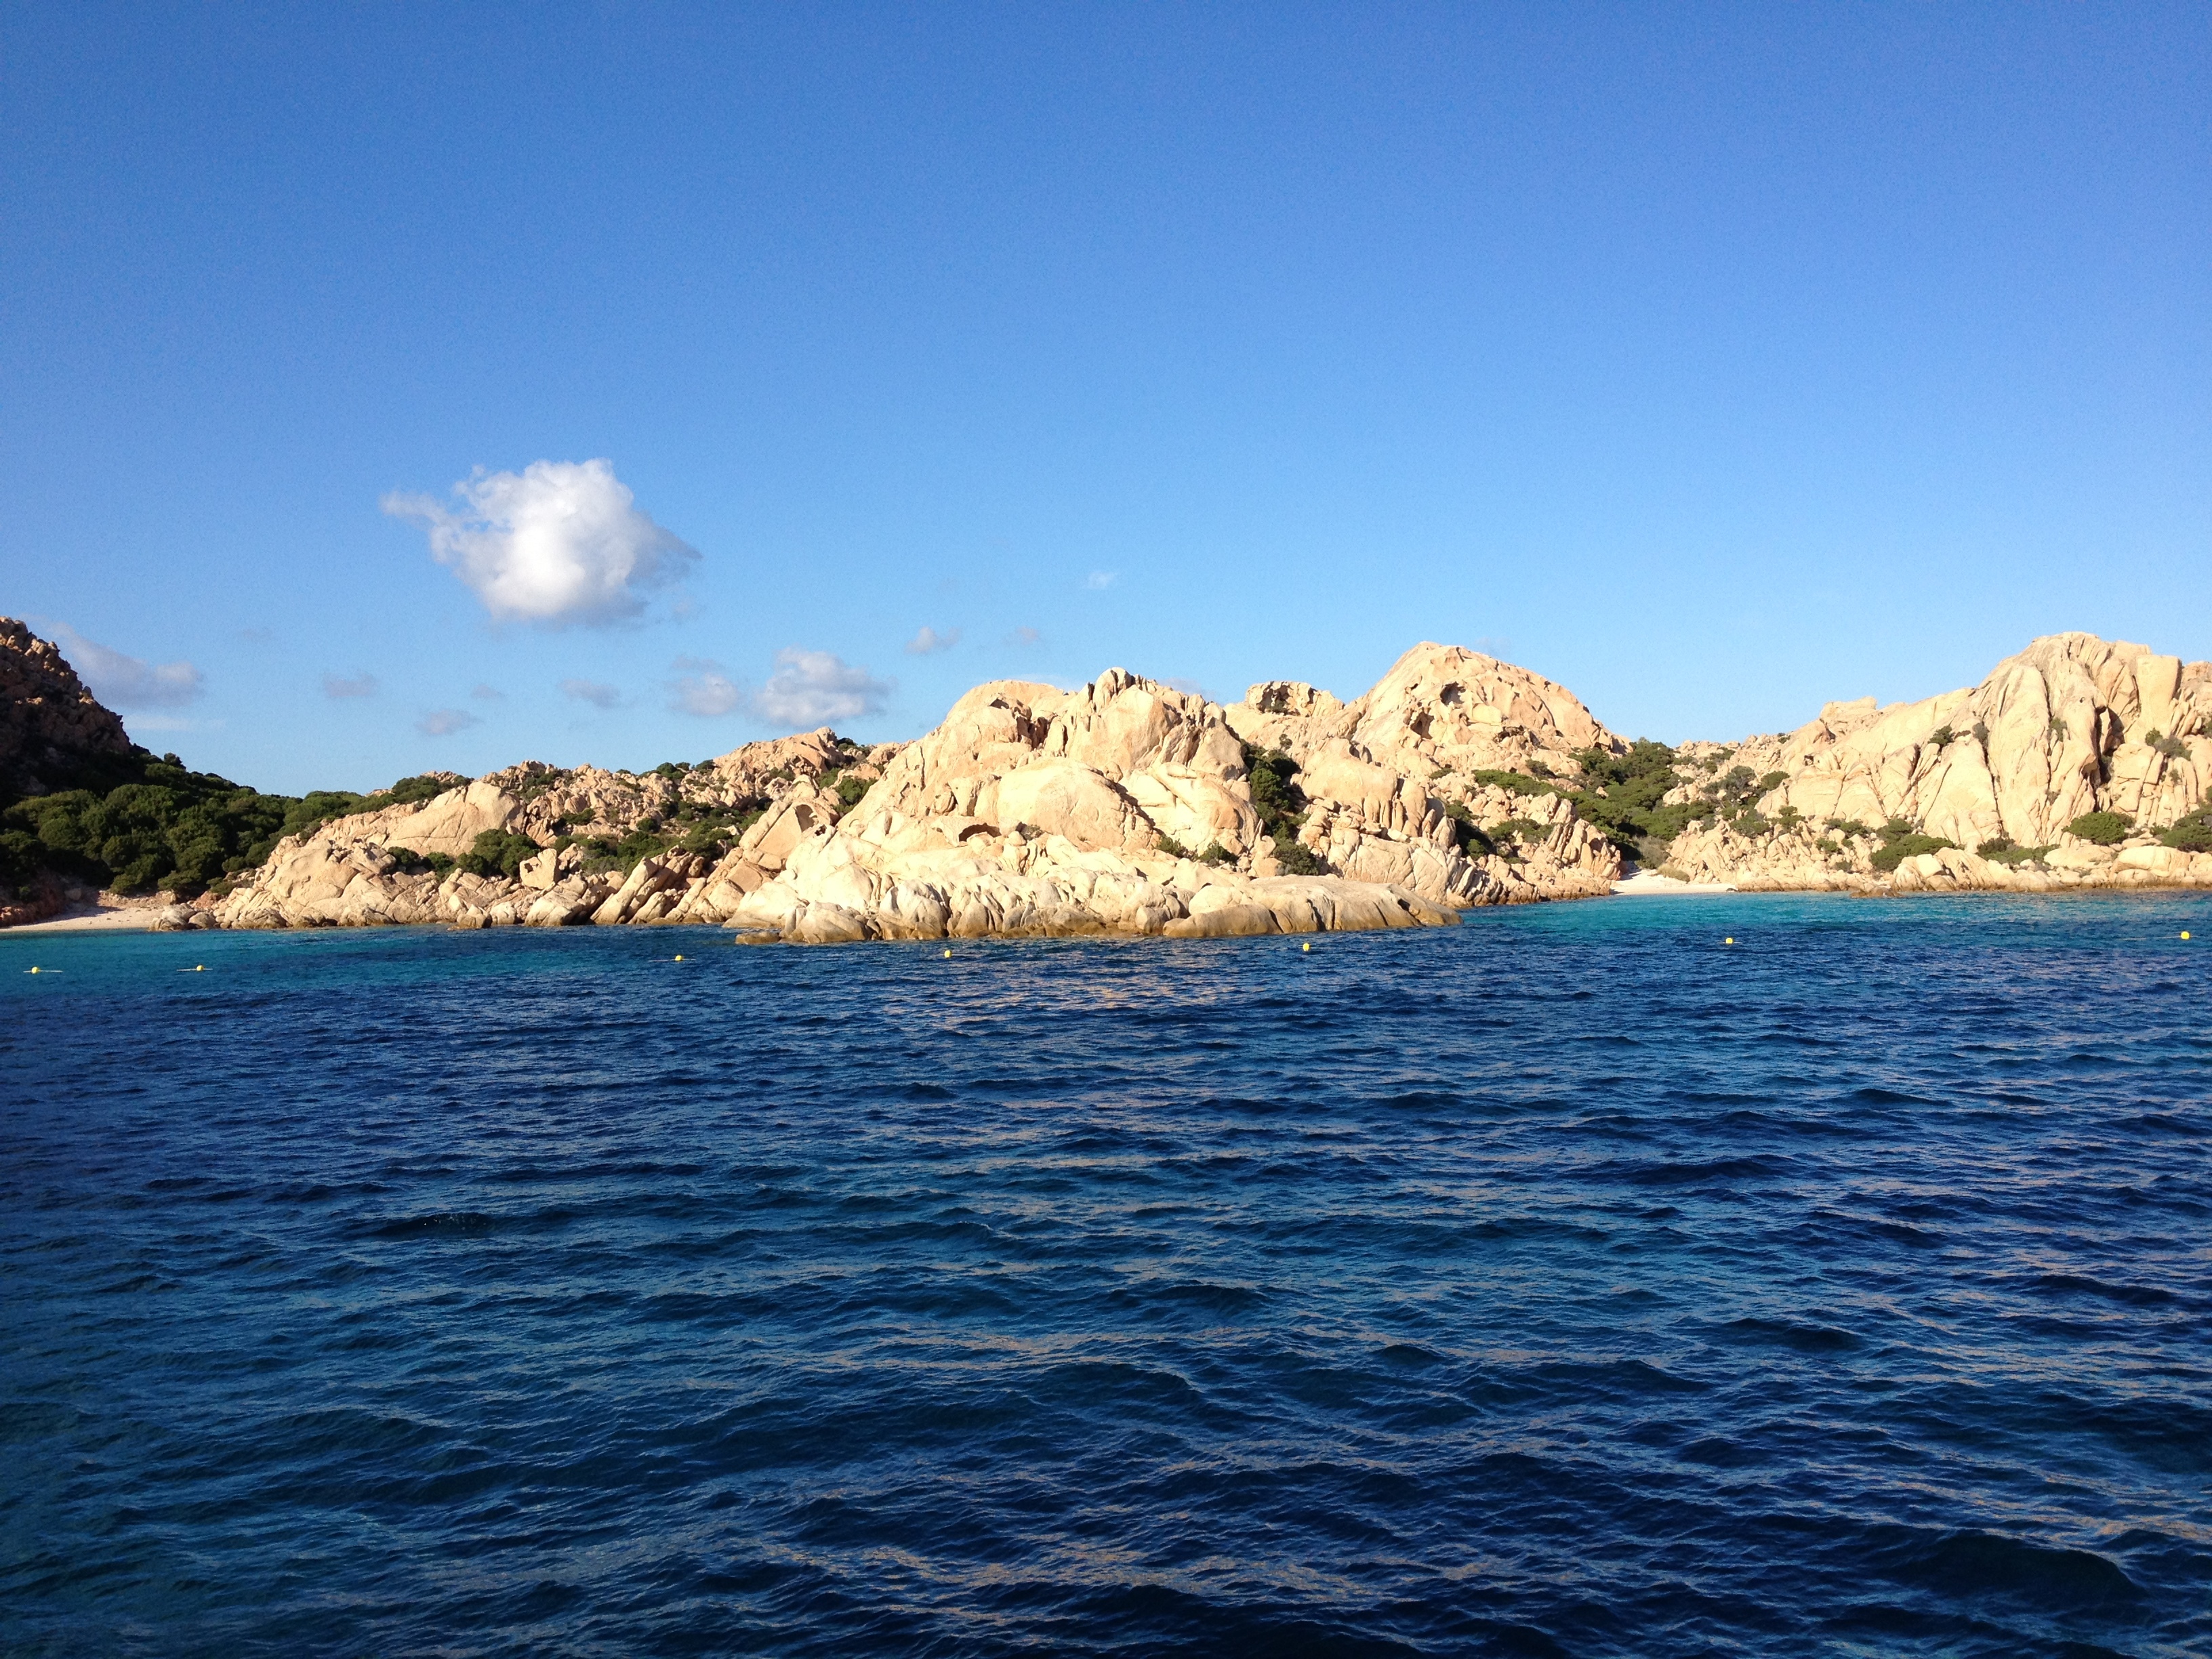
left=3, top=893, right=2208, bottom=1658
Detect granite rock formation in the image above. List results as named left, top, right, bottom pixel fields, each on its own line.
left=16, top=621, right=2211, bottom=936
left=205, top=645, right=1635, bottom=938
left=1659, top=633, right=2212, bottom=893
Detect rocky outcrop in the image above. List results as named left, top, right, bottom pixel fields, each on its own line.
left=1658, top=633, right=2212, bottom=893
left=114, top=629, right=2212, bottom=939
left=203, top=649, right=1643, bottom=939
left=0, top=617, right=136, bottom=800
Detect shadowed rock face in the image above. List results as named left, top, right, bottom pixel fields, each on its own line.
left=0, top=617, right=135, bottom=799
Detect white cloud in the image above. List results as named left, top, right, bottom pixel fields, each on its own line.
left=1004, top=625, right=1042, bottom=646
left=45, top=622, right=203, bottom=708
left=383, top=458, right=699, bottom=627
left=905, top=625, right=962, bottom=655
left=558, top=677, right=621, bottom=709
left=418, top=708, right=479, bottom=736
left=1084, top=571, right=1118, bottom=590
left=323, top=672, right=378, bottom=699
left=470, top=682, right=506, bottom=701
left=670, top=657, right=743, bottom=718
left=754, top=648, right=892, bottom=728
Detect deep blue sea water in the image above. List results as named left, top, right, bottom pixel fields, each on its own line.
left=3, top=893, right=2209, bottom=1658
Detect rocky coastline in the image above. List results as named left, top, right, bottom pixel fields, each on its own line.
left=4, top=621, right=2207, bottom=941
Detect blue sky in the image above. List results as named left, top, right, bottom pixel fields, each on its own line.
left=3, top=3, right=2205, bottom=794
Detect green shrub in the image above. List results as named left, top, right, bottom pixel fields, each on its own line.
left=2066, top=810, right=2133, bottom=846
left=457, top=827, right=541, bottom=879
left=1562, top=738, right=1690, bottom=856
left=1439, top=800, right=1495, bottom=857
left=1242, top=747, right=1322, bottom=874
left=1826, top=818, right=1870, bottom=839
left=1871, top=834, right=1958, bottom=872
left=2145, top=729, right=2189, bottom=760
left=2158, top=808, right=2212, bottom=852
left=1193, top=841, right=1235, bottom=866
left=382, top=773, right=465, bottom=807
left=829, top=771, right=873, bottom=808
left=1975, top=836, right=2015, bottom=857
left=1466, top=768, right=1559, bottom=799
left=1155, top=833, right=1193, bottom=859
left=1929, top=725, right=1955, bottom=748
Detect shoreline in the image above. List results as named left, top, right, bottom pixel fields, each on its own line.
left=2, top=902, right=173, bottom=935
left=5, top=880, right=2207, bottom=942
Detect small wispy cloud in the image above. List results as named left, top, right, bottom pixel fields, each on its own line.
left=470, top=682, right=506, bottom=702
left=323, top=672, right=379, bottom=700
left=45, top=622, right=204, bottom=709
left=383, top=458, right=699, bottom=628
left=418, top=708, right=479, bottom=736
left=559, top=677, right=621, bottom=710
left=1084, top=571, right=1118, bottom=590
left=905, top=625, right=962, bottom=656
left=670, top=657, right=743, bottom=718
left=1163, top=676, right=1208, bottom=697
left=755, top=648, right=893, bottom=728
left=1004, top=625, right=1042, bottom=646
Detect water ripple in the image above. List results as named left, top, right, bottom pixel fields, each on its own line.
left=2, top=892, right=2208, bottom=1656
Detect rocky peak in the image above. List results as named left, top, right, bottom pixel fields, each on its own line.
left=0, top=617, right=136, bottom=798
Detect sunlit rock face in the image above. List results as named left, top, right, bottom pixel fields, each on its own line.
left=1658, top=633, right=2212, bottom=895
left=181, top=631, right=2212, bottom=939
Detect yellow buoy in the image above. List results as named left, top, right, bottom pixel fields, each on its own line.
left=1725, top=937, right=1735, bottom=945
left=1302, top=941, right=1311, bottom=952
left=674, top=954, right=683, bottom=961
left=28, top=966, right=39, bottom=974
left=943, top=948, right=952, bottom=958
left=194, top=964, right=204, bottom=972
left=2184, top=931, right=2193, bottom=941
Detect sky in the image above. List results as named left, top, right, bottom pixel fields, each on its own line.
left=2, top=3, right=2206, bottom=794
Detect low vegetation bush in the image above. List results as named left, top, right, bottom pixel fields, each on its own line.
left=2158, top=808, right=2212, bottom=852
left=1563, top=739, right=1702, bottom=853
left=457, top=828, right=541, bottom=880
left=2065, top=810, right=2133, bottom=846
left=1870, top=833, right=1959, bottom=872
left=1242, top=744, right=1328, bottom=874
left=2145, top=729, right=2190, bottom=760
left=1439, top=800, right=1494, bottom=858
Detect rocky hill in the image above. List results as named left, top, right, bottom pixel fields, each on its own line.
left=7, top=619, right=2209, bottom=938
left=1658, top=632, right=2212, bottom=893
left=205, top=644, right=1630, bottom=940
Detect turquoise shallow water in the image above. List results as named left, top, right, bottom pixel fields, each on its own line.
left=3, top=893, right=2209, bottom=1657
